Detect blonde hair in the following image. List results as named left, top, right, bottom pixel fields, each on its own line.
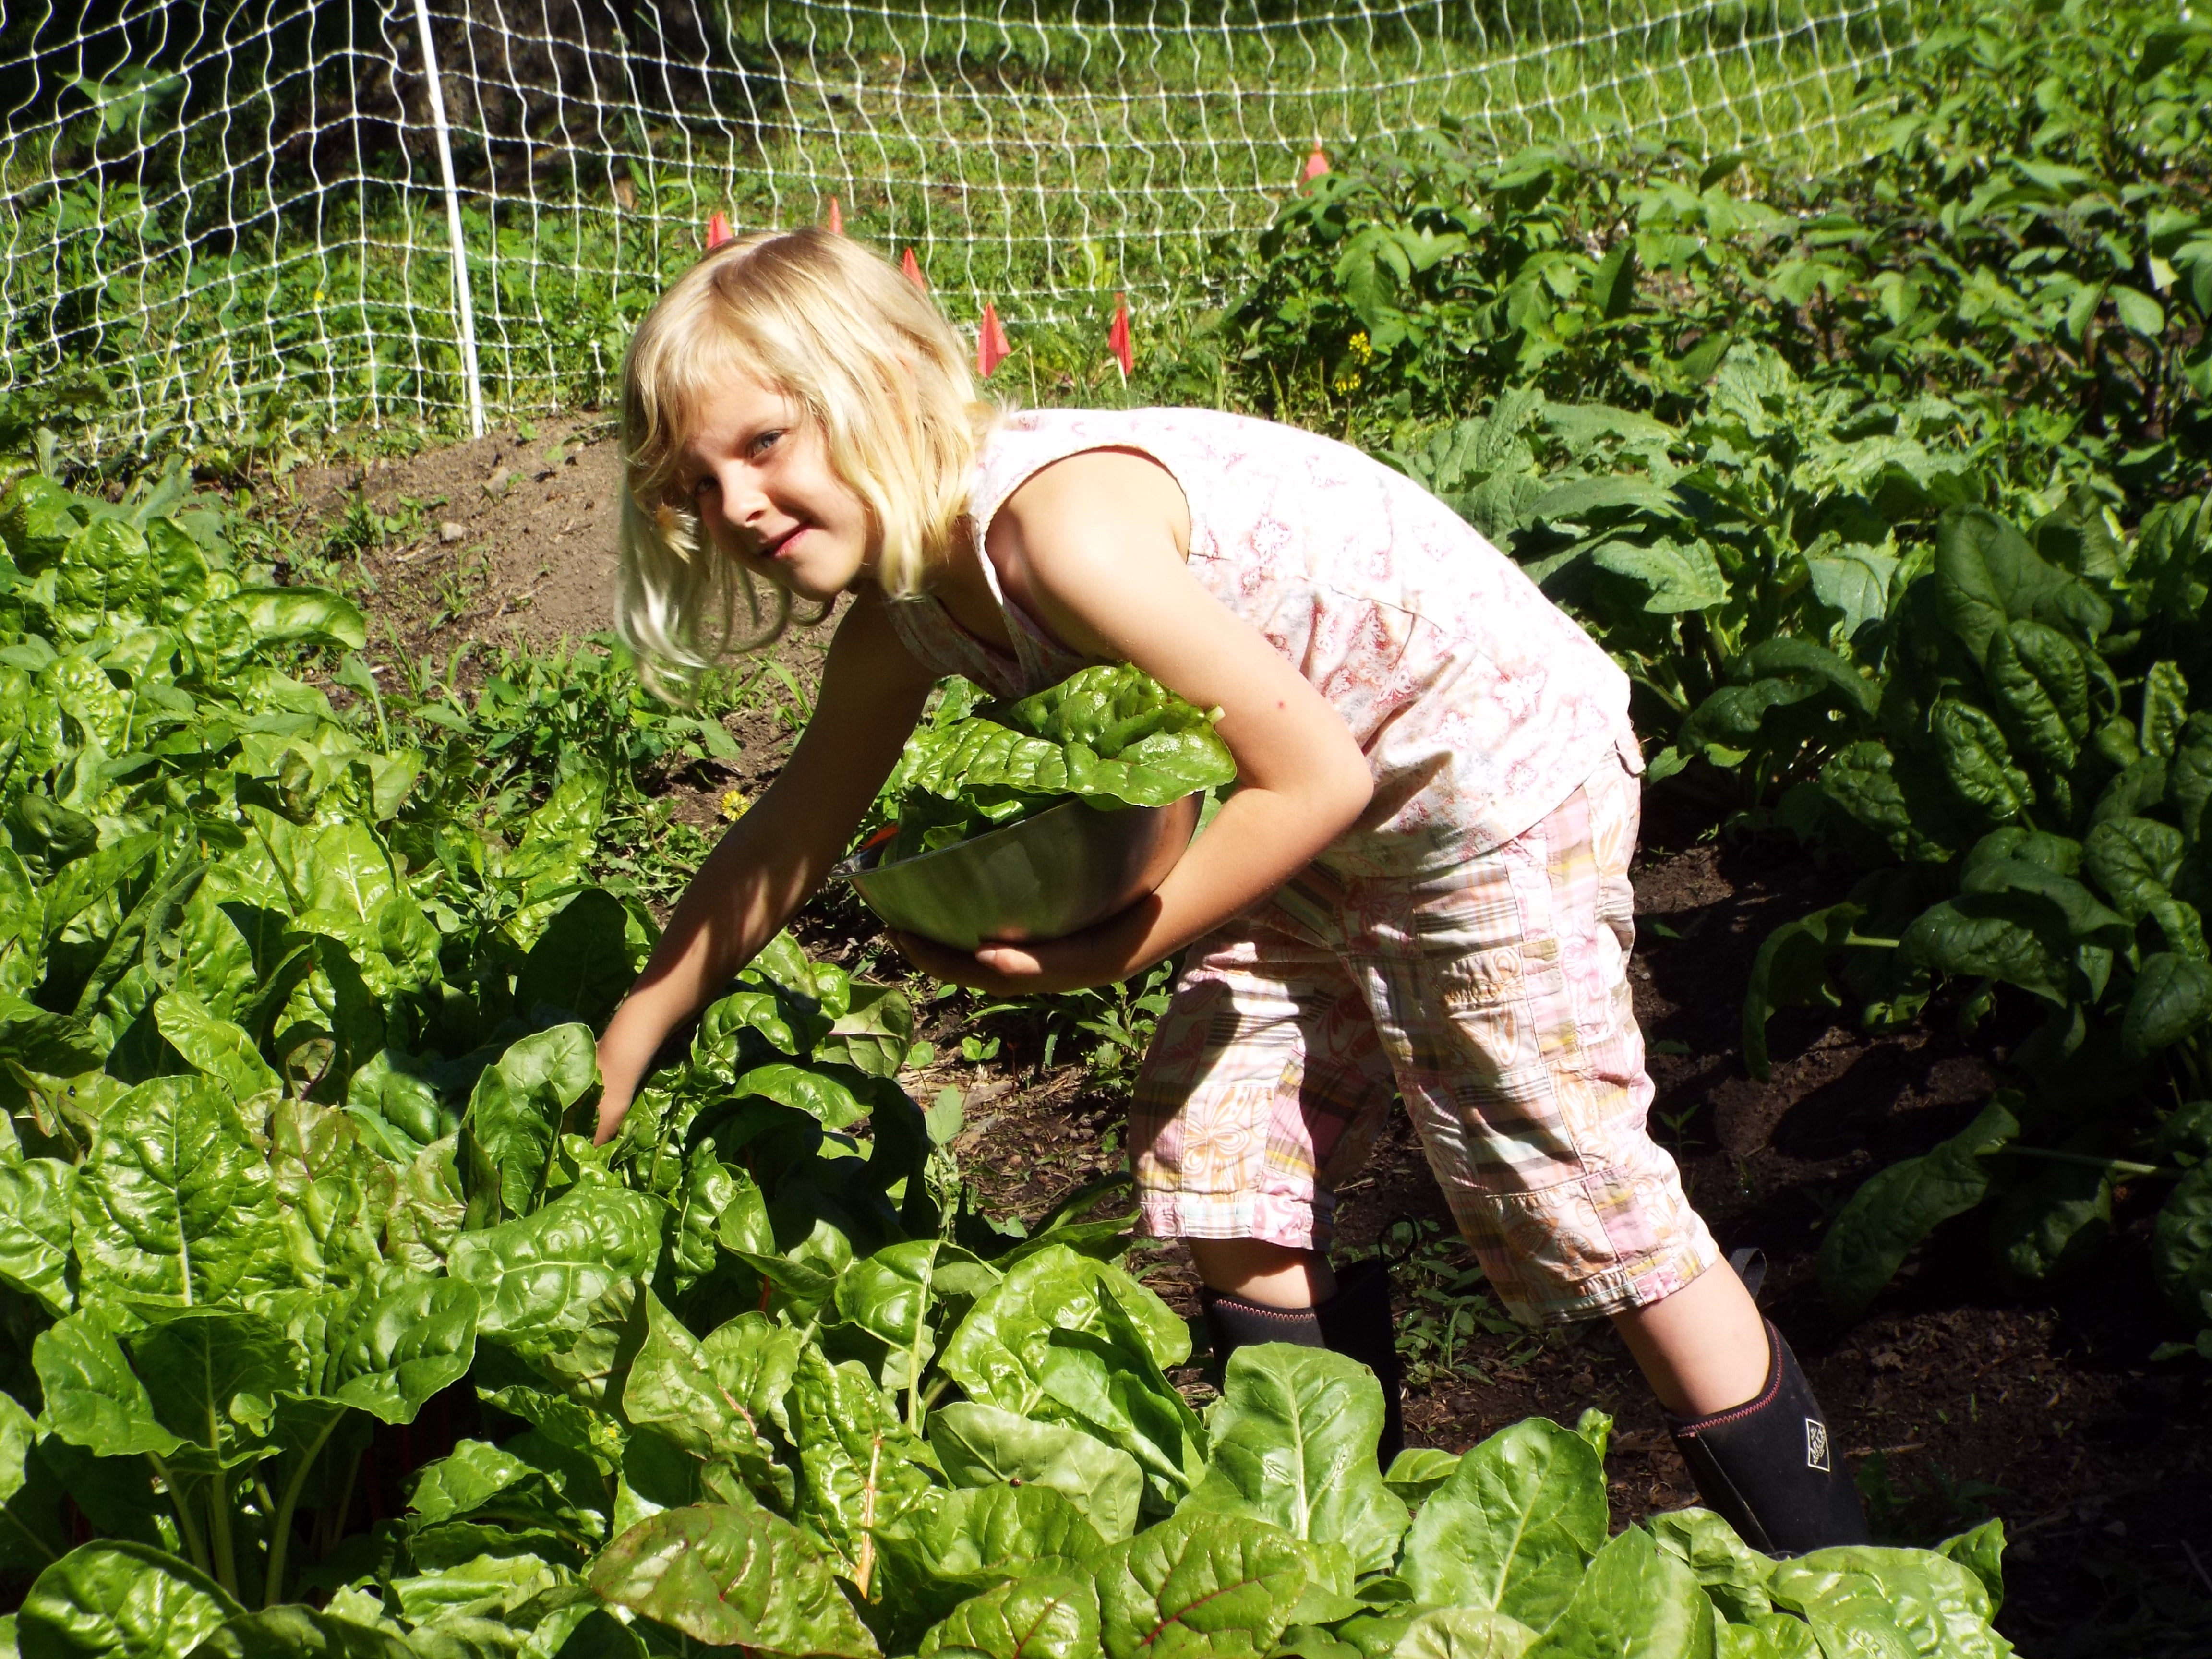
left=616, top=226, right=995, bottom=697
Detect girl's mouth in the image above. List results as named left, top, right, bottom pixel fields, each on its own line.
left=762, top=526, right=805, bottom=560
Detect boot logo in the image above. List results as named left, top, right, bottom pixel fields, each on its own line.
left=1804, top=1418, right=1832, bottom=1473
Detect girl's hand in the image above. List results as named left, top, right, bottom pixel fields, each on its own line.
left=889, top=914, right=1147, bottom=996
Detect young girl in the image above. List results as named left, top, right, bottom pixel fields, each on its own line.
left=593, top=227, right=1869, bottom=1555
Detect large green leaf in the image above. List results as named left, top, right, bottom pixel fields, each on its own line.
left=815, top=987, right=918, bottom=1079
left=0, top=1160, right=77, bottom=1318
left=2083, top=817, right=2188, bottom=925
left=1818, top=741, right=1958, bottom=863
left=447, top=1184, right=662, bottom=1340
left=151, top=992, right=281, bottom=1104
left=1898, top=893, right=2070, bottom=1003
left=735, top=1063, right=869, bottom=1130
left=1399, top=1419, right=1606, bottom=1631
left=228, top=589, right=369, bottom=653
left=1390, top=1608, right=1536, bottom=1659
left=2152, top=1161, right=2212, bottom=1317
left=920, top=1573, right=1103, bottom=1659
left=2123, top=954, right=2212, bottom=1061
left=1934, top=508, right=2106, bottom=662
left=787, top=1347, right=940, bottom=1571
left=1647, top=1508, right=1773, bottom=1625
left=930, top=1403, right=1145, bottom=1542
left=1806, top=544, right=1900, bottom=640
left=1178, top=1345, right=1408, bottom=1577
left=310, top=1273, right=480, bottom=1422
left=920, top=1484, right=1106, bottom=1574
left=940, top=1246, right=1189, bottom=1419
left=186, top=1606, right=418, bottom=1658
left=0, top=1390, right=66, bottom=1575
left=835, top=1238, right=950, bottom=1387
left=1768, top=1546, right=2007, bottom=1659
left=70, top=1074, right=287, bottom=1307
left=620, top=1292, right=782, bottom=1492
left=129, top=1307, right=302, bottom=1468
left=1817, top=1097, right=2020, bottom=1318
left=1094, top=1510, right=1309, bottom=1659
left=512, top=890, right=638, bottom=1029
left=344, top=1050, right=450, bottom=1163
left=18, top=1541, right=243, bottom=1659
left=1030, top=1295, right=1207, bottom=1507
left=587, top=1503, right=882, bottom=1657
left=33, top=1309, right=183, bottom=1460
left=463, top=1024, right=600, bottom=1222
left=1928, top=700, right=2032, bottom=824
left=1984, top=621, right=2088, bottom=776
left=1590, top=538, right=1727, bottom=613
left=1525, top=1527, right=1713, bottom=1659
left=265, top=1100, right=390, bottom=1291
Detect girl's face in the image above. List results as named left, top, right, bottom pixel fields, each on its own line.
left=678, top=373, right=873, bottom=602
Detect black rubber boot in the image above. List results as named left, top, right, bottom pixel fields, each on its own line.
left=1667, top=1319, right=1871, bottom=1556
left=1200, top=1257, right=1406, bottom=1468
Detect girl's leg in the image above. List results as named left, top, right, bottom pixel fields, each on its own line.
left=1607, top=1255, right=1769, bottom=1416
left=1378, top=754, right=1868, bottom=1551
left=1129, top=928, right=1405, bottom=1460
left=1186, top=1238, right=1336, bottom=1308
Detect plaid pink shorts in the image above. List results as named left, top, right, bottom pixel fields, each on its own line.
left=1130, top=752, right=1719, bottom=1323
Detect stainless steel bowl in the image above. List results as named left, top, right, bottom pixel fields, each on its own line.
left=837, top=793, right=1202, bottom=950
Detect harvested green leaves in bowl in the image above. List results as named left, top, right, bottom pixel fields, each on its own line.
left=877, top=662, right=1237, bottom=863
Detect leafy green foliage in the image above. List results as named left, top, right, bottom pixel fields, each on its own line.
left=880, top=666, right=1235, bottom=861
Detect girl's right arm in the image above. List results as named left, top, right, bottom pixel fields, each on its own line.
left=594, top=589, right=937, bottom=1139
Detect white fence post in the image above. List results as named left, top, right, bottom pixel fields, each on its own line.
left=411, top=0, right=487, bottom=439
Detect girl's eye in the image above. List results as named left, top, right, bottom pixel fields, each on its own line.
left=749, top=429, right=783, bottom=459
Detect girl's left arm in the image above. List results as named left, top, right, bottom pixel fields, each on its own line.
left=896, top=448, right=1373, bottom=994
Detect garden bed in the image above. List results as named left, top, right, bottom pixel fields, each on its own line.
left=302, top=457, right=2212, bottom=1656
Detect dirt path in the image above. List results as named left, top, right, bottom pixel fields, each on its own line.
left=295, top=458, right=2212, bottom=1656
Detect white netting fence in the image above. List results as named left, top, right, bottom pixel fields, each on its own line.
left=1, top=0, right=1928, bottom=447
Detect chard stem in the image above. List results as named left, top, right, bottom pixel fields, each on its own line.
left=265, top=1407, right=348, bottom=1609
left=208, top=1464, right=239, bottom=1600
left=148, top=1453, right=209, bottom=1576
left=1995, top=1146, right=2176, bottom=1179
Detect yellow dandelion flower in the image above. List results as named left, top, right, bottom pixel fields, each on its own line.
left=721, top=789, right=750, bottom=821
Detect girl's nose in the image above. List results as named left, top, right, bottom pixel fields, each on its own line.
left=719, top=464, right=769, bottom=529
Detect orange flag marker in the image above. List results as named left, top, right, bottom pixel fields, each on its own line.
left=977, top=303, right=1011, bottom=378
left=1302, top=144, right=1330, bottom=183
left=901, top=247, right=927, bottom=290
left=1108, top=293, right=1133, bottom=377
left=706, top=210, right=733, bottom=248
left=826, top=195, right=843, bottom=233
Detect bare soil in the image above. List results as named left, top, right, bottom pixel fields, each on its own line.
left=302, top=461, right=2212, bottom=1657
left=283, top=416, right=627, bottom=657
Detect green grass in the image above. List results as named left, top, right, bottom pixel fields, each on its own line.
left=0, top=0, right=1924, bottom=448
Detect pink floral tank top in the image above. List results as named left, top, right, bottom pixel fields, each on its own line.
left=882, top=407, right=1640, bottom=877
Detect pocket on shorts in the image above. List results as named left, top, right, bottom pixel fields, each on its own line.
left=1428, top=943, right=1537, bottom=1080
